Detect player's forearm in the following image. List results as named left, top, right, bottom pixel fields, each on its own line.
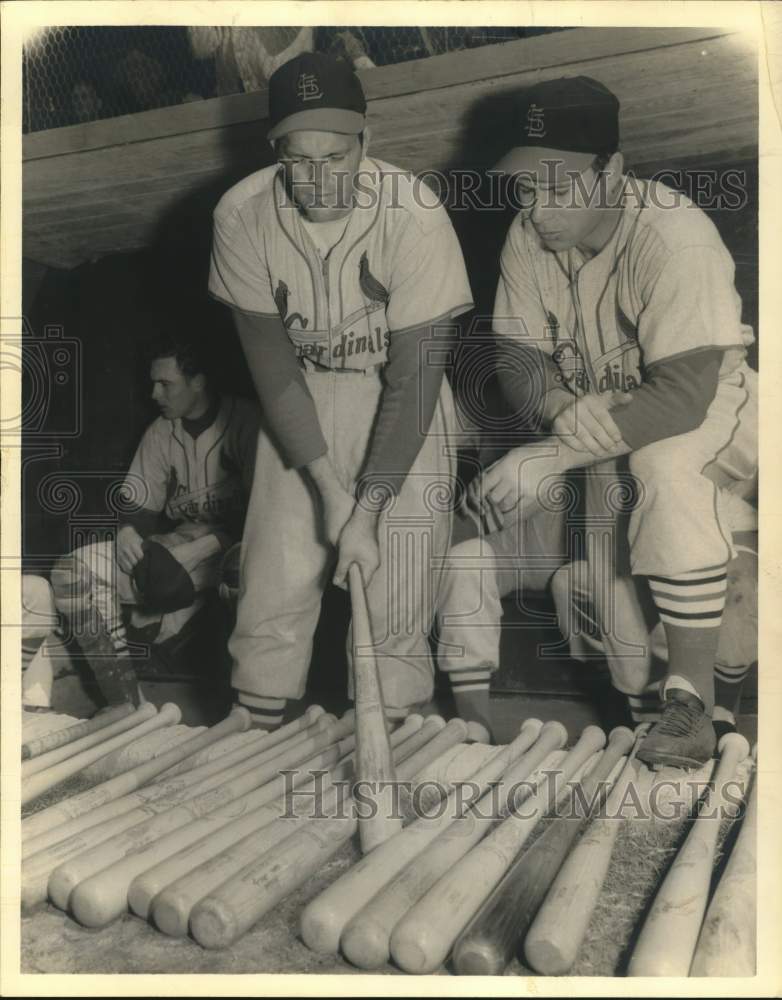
left=232, top=310, right=327, bottom=469
left=608, top=350, right=722, bottom=450
left=496, top=341, right=573, bottom=432
left=118, top=508, right=172, bottom=539
left=307, top=454, right=347, bottom=499
left=555, top=437, right=631, bottom=472
left=359, top=325, right=447, bottom=506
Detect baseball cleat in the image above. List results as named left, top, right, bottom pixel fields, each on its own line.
left=636, top=687, right=716, bottom=770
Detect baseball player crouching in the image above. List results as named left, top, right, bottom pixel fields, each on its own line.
left=209, top=53, right=474, bottom=730
left=50, top=336, right=259, bottom=707
left=437, top=77, right=757, bottom=769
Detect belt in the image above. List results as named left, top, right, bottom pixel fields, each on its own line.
left=299, top=358, right=384, bottom=376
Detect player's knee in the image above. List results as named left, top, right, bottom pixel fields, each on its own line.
left=550, top=559, right=589, bottom=605
left=22, top=574, right=57, bottom=636
left=22, top=574, right=55, bottom=615
left=629, top=438, right=693, bottom=492
left=449, top=537, right=484, bottom=561
left=50, top=552, right=91, bottom=607
left=549, top=562, right=571, bottom=607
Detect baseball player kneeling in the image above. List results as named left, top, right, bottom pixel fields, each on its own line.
left=437, top=77, right=757, bottom=769
left=50, top=336, right=259, bottom=707
left=209, top=53, right=473, bottom=730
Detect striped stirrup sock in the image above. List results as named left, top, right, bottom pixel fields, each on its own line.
left=648, top=567, right=727, bottom=629
left=450, top=668, right=492, bottom=732
left=235, top=693, right=287, bottom=731
left=648, top=567, right=727, bottom=713
left=714, top=660, right=752, bottom=717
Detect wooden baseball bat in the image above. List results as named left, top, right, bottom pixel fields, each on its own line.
left=392, top=725, right=612, bottom=974
left=22, top=702, right=158, bottom=778
left=189, top=722, right=555, bottom=953
left=397, top=718, right=473, bottom=822
left=44, top=710, right=352, bottom=911
left=384, top=713, right=424, bottom=756
left=186, top=713, right=460, bottom=950
left=190, top=781, right=359, bottom=949
left=627, top=732, right=751, bottom=977
left=690, top=752, right=757, bottom=976
left=464, top=720, right=492, bottom=745
left=22, top=705, right=134, bottom=760
left=142, top=709, right=422, bottom=934
left=391, top=715, right=444, bottom=764
left=90, top=732, right=351, bottom=930
left=22, top=718, right=344, bottom=912
left=348, top=562, right=400, bottom=853
left=21, top=735, right=288, bottom=909
left=523, top=729, right=649, bottom=975
left=155, top=704, right=326, bottom=780
left=299, top=717, right=555, bottom=955
left=22, top=704, right=321, bottom=846
left=23, top=713, right=293, bottom=868
left=54, top=714, right=356, bottom=923
left=79, top=725, right=207, bottom=783
left=397, top=718, right=468, bottom=783
left=22, top=707, right=253, bottom=857
left=77, top=706, right=327, bottom=785
left=342, top=726, right=566, bottom=969
left=22, top=703, right=181, bottom=806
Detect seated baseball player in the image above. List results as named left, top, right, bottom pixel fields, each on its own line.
left=50, top=336, right=260, bottom=707
left=436, top=76, right=757, bottom=768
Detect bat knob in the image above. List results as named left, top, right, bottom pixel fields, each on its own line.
left=230, top=706, right=252, bottom=730
left=465, top=721, right=492, bottom=744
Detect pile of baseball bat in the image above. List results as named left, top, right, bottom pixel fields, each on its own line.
left=20, top=561, right=756, bottom=974
left=298, top=724, right=756, bottom=977
left=22, top=697, right=494, bottom=943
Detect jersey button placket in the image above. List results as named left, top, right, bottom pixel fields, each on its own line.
left=568, top=254, right=598, bottom=393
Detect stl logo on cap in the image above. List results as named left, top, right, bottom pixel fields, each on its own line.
left=297, top=72, right=324, bottom=103
left=526, top=103, right=546, bottom=138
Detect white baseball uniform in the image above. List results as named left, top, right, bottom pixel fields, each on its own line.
left=209, top=157, right=473, bottom=712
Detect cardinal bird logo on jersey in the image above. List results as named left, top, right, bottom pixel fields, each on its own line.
left=359, top=252, right=389, bottom=304
left=274, top=279, right=309, bottom=329
left=165, top=465, right=180, bottom=503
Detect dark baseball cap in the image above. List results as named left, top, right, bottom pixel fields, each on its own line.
left=268, top=52, right=367, bottom=140
left=132, top=540, right=195, bottom=614
left=494, top=76, right=620, bottom=179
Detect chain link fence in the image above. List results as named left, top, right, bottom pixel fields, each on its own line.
left=23, top=25, right=565, bottom=133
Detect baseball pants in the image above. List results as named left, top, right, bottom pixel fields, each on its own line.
left=51, top=535, right=221, bottom=649
left=230, top=368, right=457, bottom=713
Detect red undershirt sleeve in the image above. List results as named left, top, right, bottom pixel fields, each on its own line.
left=358, top=324, right=450, bottom=503
left=231, top=309, right=327, bottom=469
left=495, top=339, right=574, bottom=431
left=609, top=349, right=723, bottom=450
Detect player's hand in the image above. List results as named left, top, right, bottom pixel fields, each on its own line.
left=477, top=447, right=566, bottom=517
left=320, top=484, right=356, bottom=548
left=551, top=394, right=627, bottom=457
left=333, top=509, right=381, bottom=590
left=116, top=525, right=145, bottom=574
left=465, top=478, right=507, bottom=531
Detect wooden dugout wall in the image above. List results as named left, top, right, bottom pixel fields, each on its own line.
left=23, top=27, right=757, bottom=271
